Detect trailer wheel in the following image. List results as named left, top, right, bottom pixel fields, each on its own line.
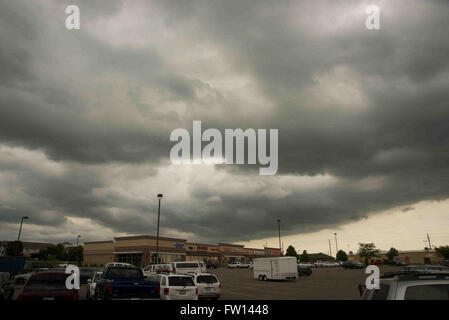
left=262, top=275, right=267, bottom=281
left=258, top=275, right=263, bottom=281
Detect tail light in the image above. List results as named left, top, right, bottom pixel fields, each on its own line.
left=219, top=283, right=222, bottom=289
left=164, top=288, right=169, bottom=295
left=157, top=285, right=160, bottom=294
left=73, top=292, right=78, bottom=301
left=108, top=285, right=113, bottom=294
left=17, top=294, right=23, bottom=300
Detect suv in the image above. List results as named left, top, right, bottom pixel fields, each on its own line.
left=360, top=271, right=449, bottom=300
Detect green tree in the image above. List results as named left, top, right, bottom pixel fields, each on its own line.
left=47, top=244, right=66, bottom=261
left=299, top=250, right=309, bottom=262
left=67, top=246, right=84, bottom=264
left=386, top=247, right=399, bottom=260
left=336, top=250, right=348, bottom=261
left=435, top=245, right=449, bottom=259
left=285, top=245, right=298, bottom=258
left=358, top=243, right=380, bottom=265
left=6, top=241, right=23, bottom=256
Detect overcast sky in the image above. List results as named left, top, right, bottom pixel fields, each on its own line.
left=1, top=0, right=448, bottom=253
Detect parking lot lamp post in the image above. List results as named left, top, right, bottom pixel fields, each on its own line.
left=277, top=219, right=281, bottom=256
left=76, top=235, right=81, bottom=246
left=156, top=194, right=163, bottom=264
left=17, top=216, right=29, bottom=241
left=334, top=233, right=338, bottom=255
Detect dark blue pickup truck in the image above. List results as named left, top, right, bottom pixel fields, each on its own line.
left=94, top=266, right=159, bottom=300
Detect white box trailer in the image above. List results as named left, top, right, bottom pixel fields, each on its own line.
left=253, top=257, right=297, bottom=281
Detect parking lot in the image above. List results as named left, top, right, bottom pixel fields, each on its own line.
left=208, top=267, right=371, bottom=300
left=10, top=266, right=400, bottom=300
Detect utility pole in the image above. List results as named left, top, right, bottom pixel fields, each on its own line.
left=328, top=239, right=332, bottom=257
left=277, top=219, right=281, bottom=256
left=427, top=233, right=432, bottom=250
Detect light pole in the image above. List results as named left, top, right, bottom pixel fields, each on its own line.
left=76, top=235, right=81, bottom=247
left=277, top=219, right=281, bottom=256
left=16, top=216, right=29, bottom=256
left=155, top=194, right=163, bottom=264
left=334, top=232, right=338, bottom=255
left=17, top=216, right=29, bottom=241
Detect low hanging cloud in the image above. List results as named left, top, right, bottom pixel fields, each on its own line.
left=1, top=0, right=449, bottom=243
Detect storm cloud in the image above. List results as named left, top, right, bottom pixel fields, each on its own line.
left=0, top=0, right=448, bottom=244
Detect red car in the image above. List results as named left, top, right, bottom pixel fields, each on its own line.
left=370, top=260, right=383, bottom=266
left=17, top=272, right=78, bottom=301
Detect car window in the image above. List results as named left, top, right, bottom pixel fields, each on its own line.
left=23, top=274, right=69, bottom=292
left=196, top=275, right=218, bottom=284
left=404, top=284, right=449, bottom=300
left=169, top=277, right=195, bottom=286
left=175, top=263, right=199, bottom=268
left=108, top=268, right=141, bottom=279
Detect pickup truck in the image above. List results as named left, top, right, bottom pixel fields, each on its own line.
left=94, top=266, right=160, bottom=300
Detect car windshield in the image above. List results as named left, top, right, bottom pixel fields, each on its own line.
left=175, top=263, right=198, bottom=268
left=169, top=277, right=195, bottom=286
left=23, top=273, right=69, bottom=292
left=405, top=284, right=449, bottom=300
left=108, top=268, right=141, bottom=279
left=196, top=275, right=218, bottom=284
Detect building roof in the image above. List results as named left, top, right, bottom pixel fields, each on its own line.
left=308, top=252, right=335, bottom=260
left=219, top=243, right=245, bottom=248
left=114, top=235, right=187, bottom=243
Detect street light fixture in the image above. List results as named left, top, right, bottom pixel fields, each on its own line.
left=155, top=194, right=163, bottom=264
left=76, top=235, right=81, bottom=247
left=17, top=216, right=29, bottom=241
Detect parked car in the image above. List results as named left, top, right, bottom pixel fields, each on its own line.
left=143, top=264, right=174, bottom=278
left=17, top=271, right=79, bottom=301
left=343, top=261, right=364, bottom=269
left=192, top=273, right=221, bottom=300
left=441, top=260, right=449, bottom=267
left=157, top=274, right=198, bottom=300
left=0, top=272, right=14, bottom=300
left=94, top=266, right=159, bottom=300
left=171, top=261, right=203, bottom=275
left=228, top=262, right=240, bottom=268
left=205, top=261, right=218, bottom=269
left=105, top=262, right=134, bottom=268
left=199, top=261, right=207, bottom=273
left=80, top=267, right=97, bottom=285
left=360, top=271, right=449, bottom=300
left=297, top=264, right=312, bottom=276
left=238, top=262, right=251, bottom=268
left=13, top=272, right=33, bottom=285
left=86, top=271, right=103, bottom=300
left=401, top=265, right=449, bottom=273
left=370, top=259, right=383, bottom=266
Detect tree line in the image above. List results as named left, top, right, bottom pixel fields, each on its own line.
left=284, top=242, right=449, bottom=263
left=5, top=240, right=83, bottom=264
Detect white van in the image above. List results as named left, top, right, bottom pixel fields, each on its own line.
left=171, top=261, right=202, bottom=275
left=142, top=264, right=175, bottom=278
left=253, top=257, right=297, bottom=281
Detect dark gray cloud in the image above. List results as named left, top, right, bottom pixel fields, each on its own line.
left=0, top=0, right=449, bottom=244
